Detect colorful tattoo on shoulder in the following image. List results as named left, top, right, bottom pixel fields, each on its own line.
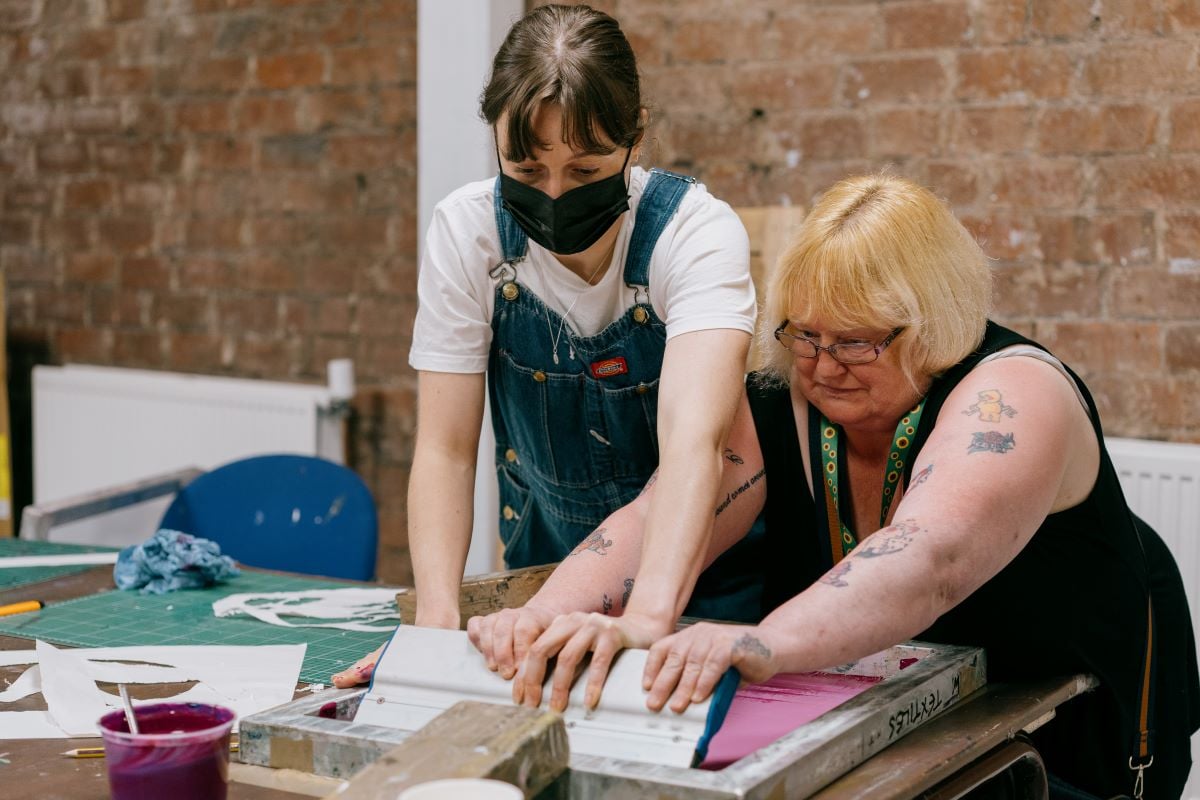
left=602, top=593, right=613, bottom=614
left=856, top=519, right=921, bottom=558
left=733, top=634, right=771, bottom=660
left=723, top=448, right=745, bottom=465
left=963, top=389, right=1017, bottom=422
left=820, top=559, right=853, bottom=588
left=570, top=527, right=613, bottom=557
left=621, top=578, right=634, bottom=608
left=967, top=431, right=1016, bottom=454
left=909, top=463, right=933, bottom=491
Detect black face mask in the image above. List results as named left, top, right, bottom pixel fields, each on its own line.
left=498, top=148, right=632, bottom=255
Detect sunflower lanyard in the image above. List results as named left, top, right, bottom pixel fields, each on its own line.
left=820, top=400, right=925, bottom=560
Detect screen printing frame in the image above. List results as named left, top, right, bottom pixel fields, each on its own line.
left=240, top=639, right=986, bottom=798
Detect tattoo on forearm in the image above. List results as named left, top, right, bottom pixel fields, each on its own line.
left=621, top=578, right=634, bottom=608
left=638, top=471, right=659, bottom=496
left=909, top=463, right=933, bottom=491
left=733, top=634, right=771, bottom=660
left=967, top=431, right=1016, bottom=454
left=723, top=448, right=744, bottom=465
left=715, top=468, right=766, bottom=516
left=569, top=527, right=613, bottom=557
left=963, top=389, right=1017, bottom=422
left=820, top=559, right=853, bottom=587
left=855, top=519, right=921, bottom=558
left=602, top=593, right=613, bottom=614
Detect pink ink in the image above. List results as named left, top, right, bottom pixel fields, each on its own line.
left=357, top=662, right=375, bottom=677
left=899, top=657, right=919, bottom=669
left=700, top=672, right=882, bottom=769
left=99, top=702, right=236, bottom=800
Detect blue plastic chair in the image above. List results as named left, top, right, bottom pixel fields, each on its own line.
left=158, top=454, right=378, bottom=581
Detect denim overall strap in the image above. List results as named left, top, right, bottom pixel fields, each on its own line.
left=493, top=177, right=528, bottom=265
left=623, top=168, right=696, bottom=290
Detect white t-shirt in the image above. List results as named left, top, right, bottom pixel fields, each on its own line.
left=410, top=167, right=756, bottom=374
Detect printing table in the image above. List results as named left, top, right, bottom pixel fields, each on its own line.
left=0, top=563, right=1091, bottom=799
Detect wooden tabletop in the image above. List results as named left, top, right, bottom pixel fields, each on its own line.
left=0, top=566, right=317, bottom=800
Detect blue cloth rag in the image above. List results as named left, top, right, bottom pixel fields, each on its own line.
left=114, top=529, right=240, bottom=595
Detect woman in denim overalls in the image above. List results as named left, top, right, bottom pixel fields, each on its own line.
left=333, top=5, right=758, bottom=689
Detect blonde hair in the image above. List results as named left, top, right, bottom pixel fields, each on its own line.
left=756, top=174, right=992, bottom=389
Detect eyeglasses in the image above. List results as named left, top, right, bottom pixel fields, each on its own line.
left=773, top=323, right=903, bottom=365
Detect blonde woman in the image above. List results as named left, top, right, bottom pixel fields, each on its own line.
left=471, top=175, right=1199, bottom=799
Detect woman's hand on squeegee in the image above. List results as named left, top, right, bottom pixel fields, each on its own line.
left=643, top=622, right=778, bottom=713
left=467, top=602, right=559, bottom=680
left=514, top=611, right=670, bottom=712
left=330, top=644, right=385, bottom=688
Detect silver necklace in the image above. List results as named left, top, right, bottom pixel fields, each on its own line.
left=545, top=246, right=613, bottom=365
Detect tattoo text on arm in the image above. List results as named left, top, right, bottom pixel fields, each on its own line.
left=967, top=431, right=1016, bottom=454
left=723, top=448, right=744, bottom=465
left=602, top=593, right=613, bottom=614
left=962, top=389, right=1017, bottom=422
left=569, top=528, right=613, bottom=557
left=621, top=578, right=634, bottom=608
left=732, top=634, right=771, bottom=660
left=715, top=468, right=766, bottom=517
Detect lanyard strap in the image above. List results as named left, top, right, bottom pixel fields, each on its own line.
left=819, top=400, right=925, bottom=561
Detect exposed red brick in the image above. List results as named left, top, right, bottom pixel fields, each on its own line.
left=119, top=255, right=169, bottom=289
left=186, top=216, right=244, bottom=249
left=40, top=65, right=91, bottom=98
left=960, top=212, right=1038, bottom=260
left=62, top=179, right=113, bottom=211
left=1031, top=0, right=1096, bottom=39
left=925, top=160, right=979, bottom=206
left=256, top=50, right=325, bottom=90
left=1165, top=325, right=1200, bottom=372
left=68, top=105, right=123, bottom=133
left=968, top=0, right=1028, bottom=45
left=161, top=57, right=248, bottom=95
left=797, top=115, right=866, bottom=161
left=94, top=139, right=156, bottom=177
left=956, top=47, right=1074, bottom=101
left=1037, top=105, right=1159, bottom=154
left=66, top=252, right=118, bottom=284
left=1165, top=0, right=1200, bottom=32
left=33, top=286, right=88, bottom=325
left=179, top=255, right=234, bottom=289
left=242, top=253, right=300, bottom=291
left=60, top=27, right=117, bottom=60
left=157, top=291, right=212, bottom=331
left=1165, top=214, right=1200, bottom=262
left=233, top=334, right=296, bottom=378
left=1099, top=0, right=1161, bottom=37
left=1037, top=321, right=1161, bottom=373
left=235, top=95, right=298, bottom=133
left=1096, top=157, right=1200, bottom=208
left=883, top=2, right=971, bottom=49
left=1170, top=101, right=1200, bottom=152
left=56, top=327, right=113, bottom=363
left=302, top=90, right=374, bottom=131
left=327, top=135, right=401, bottom=170
left=670, top=18, right=766, bottom=64
left=175, top=99, right=232, bottom=133
left=950, top=106, right=1030, bottom=153
left=189, top=137, right=254, bottom=171
left=114, top=329, right=164, bottom=365
left=775, top=8, right=878, bottom=57
left=843, top=56, right=947, bottom=106
left=42, top=218, right=92, bottom=252
left=315, top=297, right=351, bottom=333
left=378, top=86, right=415, bottom=128
left=729, top=64, right=838, bottom=112
left=99, top=65, right=153, bottom=95
left=106, top=0, right=145, bottom=22
left=99, top=217, right=155, bottom=252
left=0, top=216, right=33, bottom=246
left=36, top=141, right=89, bottom=173
left=992, top=159, right=1086, bottom=207
left=870, top=108, right=942, bottom=157
left=289, top=4, right=361, bottom=48
left=1084, top=40, right=1200, bottom=97
left=218, top=293, right=279, bottom=332
left=167, top=331, right=224, bottom=371
left=1112, top=268, right=1200, bottom=319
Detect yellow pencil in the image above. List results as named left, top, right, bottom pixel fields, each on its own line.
left=0, top=600, right=43, bottom=617
left=63, top=741, right=239, bottom=758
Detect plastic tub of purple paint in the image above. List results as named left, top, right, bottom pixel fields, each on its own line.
left=98, top=702, right=237, bottom=800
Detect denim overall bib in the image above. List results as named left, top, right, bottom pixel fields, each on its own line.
left=488, top=169, right=764, bottom=621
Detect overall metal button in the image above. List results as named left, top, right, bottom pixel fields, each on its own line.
left=501, top=282, right=519, bottom=301
left=504, top=448, right=518, bottom=463
left=502, top=505, right=515, bottom=521
left=533, top=370, right=547, bottom=382
left=632, top=306, right=648, bottom=324
left=635, top=382, right=649, bottom=395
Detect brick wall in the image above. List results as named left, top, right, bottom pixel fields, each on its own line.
left=566, top=0, right=1200, bottom=442
left=0, top=0, right=418, bottom=582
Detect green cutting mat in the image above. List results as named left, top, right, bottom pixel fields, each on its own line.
left=0, top=570, right=396, bottom=684
left=0, top=539, right=121, bottom=592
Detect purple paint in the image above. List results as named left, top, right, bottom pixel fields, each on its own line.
left=98, top=702, right=236, bottom=800
left=317, top=701, right=339, bottom=719
left=700, top=672, right=882, bottom=769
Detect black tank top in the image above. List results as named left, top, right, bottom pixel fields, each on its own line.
left=747, top=322, right=1199, bottom=798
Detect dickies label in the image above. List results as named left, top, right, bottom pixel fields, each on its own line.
left=590, top=357, right=629, bottom=379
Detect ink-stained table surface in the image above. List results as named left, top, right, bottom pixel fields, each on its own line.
left=1, top=562, right=1088, bottom=799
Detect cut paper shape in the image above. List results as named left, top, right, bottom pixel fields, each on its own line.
left=212, top=588, right=400, bottom=632
left=0, top=666, right=41, bottom=703
left=0, top=642, right=305, bottom=739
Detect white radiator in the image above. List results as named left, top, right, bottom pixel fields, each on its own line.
left=31, top=364, right=350, bottom=546
left=1107, top=436, right=1200, bottom=799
